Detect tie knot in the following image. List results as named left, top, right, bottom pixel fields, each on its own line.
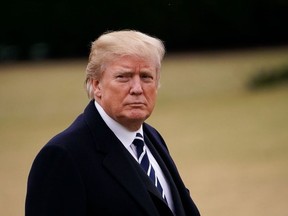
left=133, top=133, right=144, bottom=148
left=136, top=133, right=143, bottom=139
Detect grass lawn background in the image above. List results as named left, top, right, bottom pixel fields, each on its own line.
left=0, top=46, right=288, bottom=216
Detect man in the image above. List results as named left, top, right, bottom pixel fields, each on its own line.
left=25, top=30, right=200, bottom=216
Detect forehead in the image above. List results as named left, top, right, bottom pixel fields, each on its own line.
left=106, top=55, right=157, bottom=70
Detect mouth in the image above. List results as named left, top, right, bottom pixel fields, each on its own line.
left=127, top=102, right=145, bottom=107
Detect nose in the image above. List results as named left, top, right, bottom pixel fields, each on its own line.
left=130, top=76, right=143, bottom=95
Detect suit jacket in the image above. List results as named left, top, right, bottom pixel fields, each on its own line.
left=25, top=100, right=200, bottom=216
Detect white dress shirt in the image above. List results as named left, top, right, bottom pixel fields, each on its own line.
left=94, top=101, right=174, bottom=213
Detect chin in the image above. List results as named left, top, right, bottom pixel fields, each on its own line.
left=128, top=112, right=150, bottom=121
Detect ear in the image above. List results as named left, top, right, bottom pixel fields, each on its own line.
left=92, top=79, right=102, bottom=99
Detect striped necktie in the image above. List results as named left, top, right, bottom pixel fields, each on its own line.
left=133, top=133, right=167, bottom=202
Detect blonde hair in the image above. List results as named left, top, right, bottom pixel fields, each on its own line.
left=85, top=30, right=165, bottom=99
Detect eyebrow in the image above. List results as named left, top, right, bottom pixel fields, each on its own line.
left=114, top=68, right=154, bottom=74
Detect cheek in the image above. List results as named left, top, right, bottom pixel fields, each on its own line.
left=147, top=90, right=157, bottom=105
left=103, top=91, right=125, bottom=110
left=150, top=87, right=158, bottom=97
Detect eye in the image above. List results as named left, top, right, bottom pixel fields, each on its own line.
left=115, top=73, right=130, bottom=82
left=141, top=73, right=154, bottom=82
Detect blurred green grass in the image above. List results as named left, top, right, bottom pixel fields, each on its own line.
left=1, top=47, right=288, bottom=216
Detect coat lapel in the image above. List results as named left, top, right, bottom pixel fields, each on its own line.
left=144, top=123, right=201, bottom=216
left=144, top=130, right=186, bottom=216
left=102, top=144, right=161, bottom=216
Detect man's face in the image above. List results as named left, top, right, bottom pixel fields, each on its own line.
left=92, top=55, right=159, bottom=131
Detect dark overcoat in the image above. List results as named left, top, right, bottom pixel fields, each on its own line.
left=25, top=100, right=200, bottom=216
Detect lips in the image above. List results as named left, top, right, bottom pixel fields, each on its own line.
left=126, top=102, right=146, bottom=107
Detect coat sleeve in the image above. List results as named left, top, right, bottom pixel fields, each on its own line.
left=25, top=145, right=87, bottom=216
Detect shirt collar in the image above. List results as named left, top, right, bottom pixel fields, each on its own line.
left=94, top=101, right=143, bottom=149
